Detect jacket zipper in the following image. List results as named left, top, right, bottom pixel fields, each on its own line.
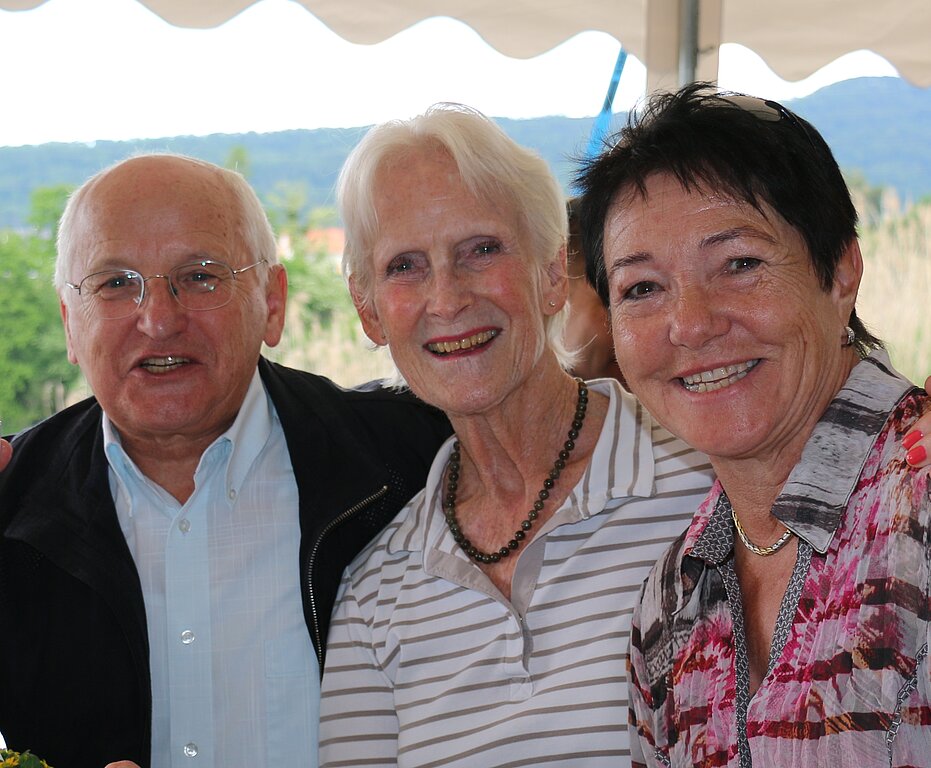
left=306, top=484, right=390, bottom=666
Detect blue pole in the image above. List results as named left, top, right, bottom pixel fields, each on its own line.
left=585, top=47, right=628, bottom=159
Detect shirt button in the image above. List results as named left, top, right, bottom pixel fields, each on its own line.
left=228, top=488, right=237, bottom=500
left=180, top=629, right=195, bottom=645
left=178, top=519, right=191, bottom=533
left=183, top=742, right=198, bottom=758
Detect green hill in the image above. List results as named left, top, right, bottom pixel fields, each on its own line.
left=0, top=76, right=928, bottom=230
left=790, top=77, right=931, bottom=205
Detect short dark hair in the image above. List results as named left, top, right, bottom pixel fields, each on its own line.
left=575, top=81, right=880, bottom=352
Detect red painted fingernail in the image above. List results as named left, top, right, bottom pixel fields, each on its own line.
left=903, top=430, right=923, bottom=450
left=906, top=444, right=927, bottom=465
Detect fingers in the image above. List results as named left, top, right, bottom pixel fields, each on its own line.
left=904, top=427, right=928, bottom=467
left=904, top=381, right=931, bottom=467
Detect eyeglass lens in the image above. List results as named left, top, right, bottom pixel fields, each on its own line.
left=80, top=261, right=235, bottom=319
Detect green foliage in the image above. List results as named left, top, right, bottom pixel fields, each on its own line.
left=27, top=185, right=72, bottom=237
left=0, top=188, right=79, bottom=435
left=0, top=748, right=53, bottom=767
left=256, top=166, right=351, bottom=330
left=269, top=196, right=353, bottom=328
left=224, top=145, right=252, bottom=179
left=285, top=245, right=353, bottom=327
left=266, top=180, right=309, bottom=234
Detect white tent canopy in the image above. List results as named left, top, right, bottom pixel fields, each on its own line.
left=3, top=0, right=931, bottom=91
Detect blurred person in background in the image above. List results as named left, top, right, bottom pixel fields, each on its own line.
left=565, top=196, right=624, bottom=384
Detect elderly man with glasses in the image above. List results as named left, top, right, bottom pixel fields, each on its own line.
left=0, top=154, right=450, bottom=768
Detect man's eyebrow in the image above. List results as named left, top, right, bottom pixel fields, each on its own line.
left=701, top=226, right=777, bottom=248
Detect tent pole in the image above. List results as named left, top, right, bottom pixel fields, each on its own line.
left=679, top=0, right=699, bottom=85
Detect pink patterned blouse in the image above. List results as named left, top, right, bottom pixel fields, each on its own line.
left=629, top=352, right=931, bottom=768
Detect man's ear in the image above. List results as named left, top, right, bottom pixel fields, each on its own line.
left=349, top=276, right=388, bottom=346
left=262, top=263, right=289, bottom=348
left=60, top=298, right=79, bottom=365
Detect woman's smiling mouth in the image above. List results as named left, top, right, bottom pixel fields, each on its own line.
left=681, top=359, right=760, bottom=393
left=426, top=329, right=499, bottom=355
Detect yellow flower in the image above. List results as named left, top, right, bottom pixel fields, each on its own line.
left=0, top=750, right=52, bottom=768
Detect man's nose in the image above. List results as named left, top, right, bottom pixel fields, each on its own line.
left=134, top=275, right=187, bottom=336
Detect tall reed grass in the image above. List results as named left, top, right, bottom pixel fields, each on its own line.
left=268, top=294, right=395, bottom=387
left=856, top=203, right=931, bottom=386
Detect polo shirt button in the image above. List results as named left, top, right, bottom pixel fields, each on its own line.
left=178, top=519, right=191, bottom=533
left=180, top=629, right=195, bottom=645
left=183, top=742, right=198, bottom=757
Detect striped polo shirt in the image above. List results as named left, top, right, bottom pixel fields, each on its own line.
left=319, top=379, right=714, bottom=767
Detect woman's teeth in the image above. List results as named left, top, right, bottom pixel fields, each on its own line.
left=427, top=329, right=498, bottom=355
left=681, top=359, right=759, bottom=393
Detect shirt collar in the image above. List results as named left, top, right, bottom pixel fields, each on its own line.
left=687, top=489, right=734, bottom=565
left=685, top=349, right=914, bottom=571
left=103, top=367, right=272, bottom=509
left=222, top=367, right=275, bottom=499
left=387, top=378, right=659, bottom=556
left=772, top=349, right=912, bottom=553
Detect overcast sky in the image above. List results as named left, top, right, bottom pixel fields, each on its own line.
left=0, top=0, right=899, bottom=147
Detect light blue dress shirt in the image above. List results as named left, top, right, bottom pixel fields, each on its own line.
left=105, top=370, right=319, bottom=768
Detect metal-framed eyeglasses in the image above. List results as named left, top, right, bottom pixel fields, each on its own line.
left=65, top=258, right=268, bottom=320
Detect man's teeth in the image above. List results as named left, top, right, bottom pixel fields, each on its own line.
left=141, top=356, right=189, bottom=372
left=427, top=329, right=498, bottom=355
left=682, top=359, right=759, bottom=393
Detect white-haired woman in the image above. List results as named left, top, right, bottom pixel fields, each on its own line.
left=317, top=104, right=716, bottom=767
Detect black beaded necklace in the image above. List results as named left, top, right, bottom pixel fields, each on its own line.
left=443, top=378, right=589, bottom=564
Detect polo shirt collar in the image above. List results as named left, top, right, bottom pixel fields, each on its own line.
left=388, top=378, right=660, bottom=556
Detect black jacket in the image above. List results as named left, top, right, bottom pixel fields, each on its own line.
left=0, top=359, right=451, bottom=768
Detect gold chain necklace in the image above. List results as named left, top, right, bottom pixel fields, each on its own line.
left=443, top=378, right=588, bottom=564
left=731, top=505, right=794, bottom=556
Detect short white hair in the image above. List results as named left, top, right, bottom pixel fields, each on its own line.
left=338, top=103, right=574, bottom=368
left=54, top=153, right=278, bottom=292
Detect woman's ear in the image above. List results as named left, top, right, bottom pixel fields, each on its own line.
left=542, top=244, right=569, bottom=315
left=832, top=238, right=864, bottom=323
left=349, top=276, right=388, bottom=346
